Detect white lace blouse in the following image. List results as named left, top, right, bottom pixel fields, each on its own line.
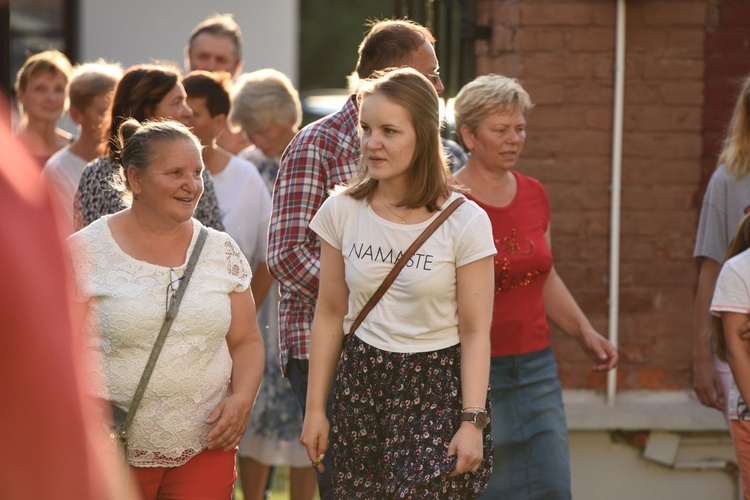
left=67, top=216, right=251, bottom=467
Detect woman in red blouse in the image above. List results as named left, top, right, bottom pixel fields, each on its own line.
left=453, top=74, right=618, bottom=499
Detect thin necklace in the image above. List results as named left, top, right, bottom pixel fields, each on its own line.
left=378, top=191, right=411, bottom=224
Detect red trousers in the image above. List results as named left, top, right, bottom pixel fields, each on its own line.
left=131, top=448, right=236, bottom=499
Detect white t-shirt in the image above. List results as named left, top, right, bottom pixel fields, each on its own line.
left=42, top=145, right=87, bottom=237
left=67, top=217, right=251, bottom=466
left=711, top=247, right=750, bottom=421
left=310, top=191, right=496, bottom=353
left=211, top=155, right=272, bottom=266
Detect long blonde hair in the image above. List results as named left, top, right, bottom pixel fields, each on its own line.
left=718, top=75, right=750, bottom=178
left=712, top=213, right=750, bottom=361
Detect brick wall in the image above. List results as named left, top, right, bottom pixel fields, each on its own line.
left=475, top=0, right=716, bottom=390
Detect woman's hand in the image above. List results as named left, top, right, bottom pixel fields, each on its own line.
left=578, top=327, right=619, bottom=371
left=205, top=393, right=253, bottom=451
left=300, top=410, right=329, bottom=473
left=447, top=423, right=484, bottom=477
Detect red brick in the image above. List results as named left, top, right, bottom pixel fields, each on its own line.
left=635, top=369, right=683, bottom=390
left=626, top=28, right=669, bottom=54
left=475, top=54, right=492, bottom=77
left=585, top=106, right=613, bottom=131
left=592, top=56, right=615, bottom=82
left=704, top=79, right=747, bottom=107
left=619, top=211, right=696, bottom=238
left=628, top=313, right=693, bottom=342
left=567, top=27, right=615, bottom=52
left=583, top=369, right=616, bottom=391
left=526, top=105, right=587, bottom=130
left=622, top=132, right=702, bottom=159
left=523, top=54, right=591, bottom=79
left=522, top=81, right=565, bottom=104
left=592, top=2, right=616, bottom=27
left=704, top=31, right=750, bottom=53
left=489, top=53, right=524, bottom=77
left=619, top=342, right=653, bottom=363
left=721, top=3, right=750, bottom=26
left=553, top=263, right=588, bottom=289
left=551, top=210, right=610, bottom=237
left=547, top=183, right=611, bottom=211
left=642, top=1, right=707, bottom=27
left=659, top=82, right=703, bottom=105
left=623, top=105, right=702, bottom=132
left=621, top=238, right=696, bottom=262
left=477, top=0, right=493, bottom=25
left=519, top=156, right=610, bottom=185
left=557, top=366, right=585, bottom=387
left=524, top=130, right=612, bottom=157
left=704, top=55, right=750, bottom=81
left=624, top=83, right=661, bottom=105
left=620, top=159, right=700, bottom=185
left=705, top=0, right=720, bottom=28
left=520, top=3, right=594, bottom=27
left=651, top=335, right=693, bottom=366
left=625, top=56, right=644, bottom=80
left=491, top=25, right=516, bottom=54
left=620, top=185, right=696, bottom=211
left=702, top=105, right=735, bottom=135
left=642, top=59, right=704, bottom=80
left=490, top=1, right=521, bottom=25
left=565, top=84, right=614, bottom=104
left=667, top=28, right=705, bottom=56
left=554, top=238, right=609, bottom=266
left=514, top=28, right=565, bottom=52
left=651, top=287, right=697, bottom=314
left=620, top=259, right=696, bottom=287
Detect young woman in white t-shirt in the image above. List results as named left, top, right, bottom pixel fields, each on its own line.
left=711, top=212, right=750, bottom=496
left=300, top=68, right=496, bottom=498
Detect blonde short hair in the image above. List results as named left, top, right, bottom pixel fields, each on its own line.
left=15, top=49, right=72, bottom=93
left=228, top=69, right=301, bottom=134
left=68, top=60, right=122, bottom=111
left=453, top=74, right=533, bottom=148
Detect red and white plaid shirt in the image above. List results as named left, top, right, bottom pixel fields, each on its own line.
left=268, top=95, right=360, bottom=373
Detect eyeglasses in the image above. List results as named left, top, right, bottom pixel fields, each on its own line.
left=165, top=268, right=183, bottom=319
left=422, top=71, right=441, bottom=86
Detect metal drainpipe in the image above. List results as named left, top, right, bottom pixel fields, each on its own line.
left=607, top=0, right=626, bottom=407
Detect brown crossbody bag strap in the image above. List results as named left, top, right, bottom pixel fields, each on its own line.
left=344, top=197, right=465, bottom=343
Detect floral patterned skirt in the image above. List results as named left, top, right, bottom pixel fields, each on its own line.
left=331, top=336, right=493, bottom=499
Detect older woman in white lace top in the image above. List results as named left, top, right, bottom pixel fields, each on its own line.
left=67, top=118, right=264, bottom=499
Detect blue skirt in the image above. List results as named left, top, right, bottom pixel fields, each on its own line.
left=479, top=348, right=571, bottom=500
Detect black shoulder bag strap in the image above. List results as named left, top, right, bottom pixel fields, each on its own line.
left=114, top=226, right=209, bottom=447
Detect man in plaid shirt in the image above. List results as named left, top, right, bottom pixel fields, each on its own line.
left=267, top=19, right=463, bottom=497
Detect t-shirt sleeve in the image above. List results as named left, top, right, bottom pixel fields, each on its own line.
left=711, top=260, right=750, bottom=316
left=309, top=195, right=342, bottom=250
left=455, top=206, right=497, bottom=268
left=695, top=169, right=729, bottom=263
left=222, top=233, right=252, bottom=292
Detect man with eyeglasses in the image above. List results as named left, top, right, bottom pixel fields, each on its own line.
left=267, top=18, right=465, bottom=499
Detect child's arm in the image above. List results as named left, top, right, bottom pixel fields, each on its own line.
left=722, top=311, right=750, bottom=405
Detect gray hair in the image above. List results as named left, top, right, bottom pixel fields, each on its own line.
left=228, top=69, right=301, bottom=134
left=112, top=118, right=202, bottom=204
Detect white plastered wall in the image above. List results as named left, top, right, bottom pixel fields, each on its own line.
left=78, top=0, right=298, bottom=84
